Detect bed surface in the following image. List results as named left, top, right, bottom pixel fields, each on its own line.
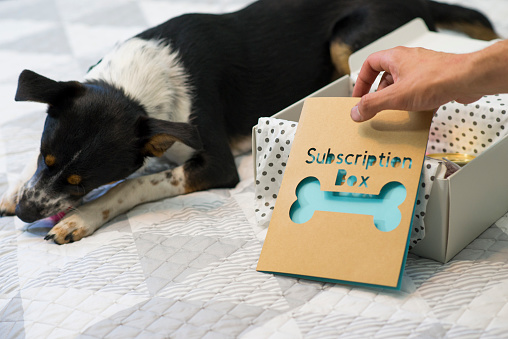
left=1, top=1, right=508, bottom=338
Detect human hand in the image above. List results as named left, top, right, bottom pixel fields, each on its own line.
left=350, top=46, right=482, bottom=122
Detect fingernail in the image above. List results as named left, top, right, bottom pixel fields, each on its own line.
left=351, top=105, right=362, bottom=122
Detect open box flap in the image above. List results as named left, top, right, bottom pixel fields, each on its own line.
left=446, top=134, right=508, bottom=261
left=256, top=97, right=433, bottom=288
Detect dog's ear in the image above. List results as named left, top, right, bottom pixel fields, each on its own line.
left=139, top=117, right=203, bottom=157
left=15, top=69, right=84, bottom=107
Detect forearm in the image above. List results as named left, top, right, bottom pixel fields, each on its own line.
left=465, top=40, right=508, bottom=96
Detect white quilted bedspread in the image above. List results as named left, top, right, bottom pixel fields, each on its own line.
left=1, top=0, right=508, bottom=338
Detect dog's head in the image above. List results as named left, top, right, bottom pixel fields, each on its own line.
left=14, top=70, right=202, bottom=222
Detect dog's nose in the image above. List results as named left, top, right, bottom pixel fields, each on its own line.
left=15, top=199, right=45, bottom=223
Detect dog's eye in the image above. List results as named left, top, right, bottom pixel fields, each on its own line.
left=44, top=154, right=56, bottom=167
left=67, top=174, right=82, bottom=185
left=65, top=177, right=86, bottom=197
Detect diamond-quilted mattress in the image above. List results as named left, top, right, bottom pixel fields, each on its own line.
left=1, top=0, right=508, bottom=338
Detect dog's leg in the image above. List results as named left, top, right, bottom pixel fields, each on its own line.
left=330, top=39, right=352, bottom=81
left=45, top=151, right=240, bottom=245
left=428, top=1, right=500, bottom=41
left=436, top=22, right=500, bottom=41
left=0, top=152, right=38, bottom=216
left=44, top=166, right=187, bottom=243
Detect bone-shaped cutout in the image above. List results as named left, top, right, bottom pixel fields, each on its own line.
left=289, top=177, right=407, bottom=232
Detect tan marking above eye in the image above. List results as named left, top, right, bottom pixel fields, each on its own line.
left=67, top=174, right=82, bottom=185
left=45, top=154, right=56, bottom=167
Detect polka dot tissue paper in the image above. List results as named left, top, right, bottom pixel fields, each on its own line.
left=428, top=95, right=508, bottom=155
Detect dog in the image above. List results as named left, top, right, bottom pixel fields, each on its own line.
left=0, top=0, right=498, bottom=244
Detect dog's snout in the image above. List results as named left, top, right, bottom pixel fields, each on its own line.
left=15, top=198, right=45, bottom=223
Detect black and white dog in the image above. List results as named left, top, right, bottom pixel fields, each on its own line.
left=0, top=0, right=497, bottom=244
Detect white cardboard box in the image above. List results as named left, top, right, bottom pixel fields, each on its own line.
left=252, top=19, right=508, bottom=263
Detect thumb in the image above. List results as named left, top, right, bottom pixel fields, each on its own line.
left=351, top=86, right=399, bottom=122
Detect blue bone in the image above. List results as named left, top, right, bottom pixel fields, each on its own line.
left=289, top=177, right=407, bottom=232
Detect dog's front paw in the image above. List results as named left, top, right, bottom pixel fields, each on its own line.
left=45, top=214, right=95, bottom=244
left=0, top=189, right=18, bottom=217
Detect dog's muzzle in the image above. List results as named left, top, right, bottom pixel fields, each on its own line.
left=15, top=186, right=72, bottom=223
left=15, top=198, right=46, bottom=223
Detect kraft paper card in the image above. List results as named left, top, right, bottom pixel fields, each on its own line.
left=256, top=97, right=433, bottom=289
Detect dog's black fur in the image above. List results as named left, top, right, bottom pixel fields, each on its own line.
left=1, top=0, right=498, bottom=243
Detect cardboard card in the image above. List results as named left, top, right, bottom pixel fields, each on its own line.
left=257, top=97, right=433, bottom=289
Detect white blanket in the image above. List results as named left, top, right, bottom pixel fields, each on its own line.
left=1, top=0, right=508, bottom=338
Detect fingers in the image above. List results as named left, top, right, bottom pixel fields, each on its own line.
left=351, top=48, right=407, bottom=122
left=378, top=72, right=394, bottom=91
left=351, top=85, right=400, bottom=122
left=352, top=65, right=381, bottom=98
left=350, top=47, right=457, bottom=122
left=352, top=49, right=395, bottom=97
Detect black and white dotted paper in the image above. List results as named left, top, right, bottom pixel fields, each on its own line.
left=254, top=118, right=297, bottom=226
left=428, top=95, right=508, bottom=154
left=411, top=158, right=440, bottom=248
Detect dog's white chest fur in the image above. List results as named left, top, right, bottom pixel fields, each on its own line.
left=85, top=38, right=195, bottom=164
